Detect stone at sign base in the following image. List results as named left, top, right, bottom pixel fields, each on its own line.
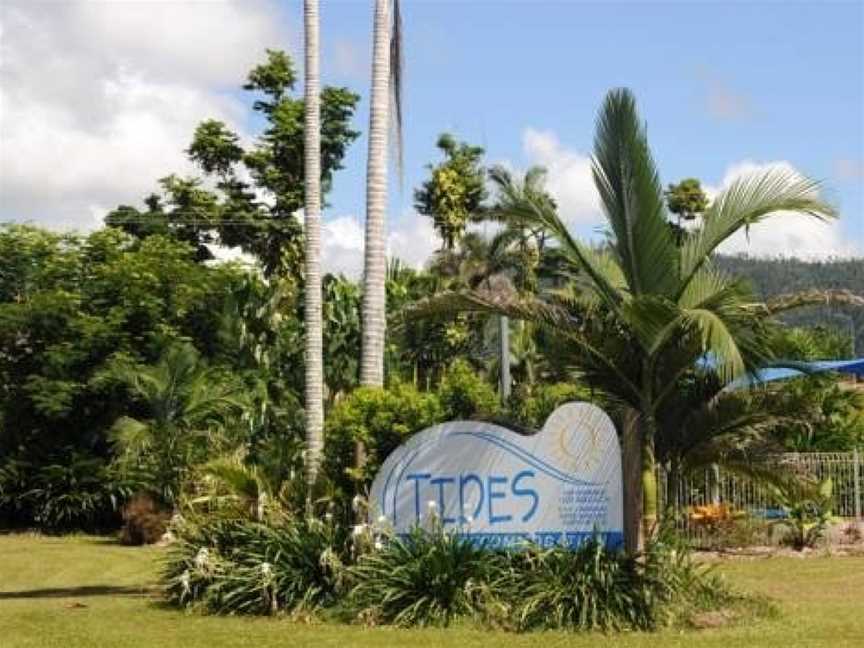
left=369, top=401, right=624, bottom=549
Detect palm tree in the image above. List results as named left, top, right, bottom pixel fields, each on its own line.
left=406, top=88, right=857, bottom=552
left=361, top=0, right=403, bottom=388
left=303, top=0, right=324, bottom=489
left=110, top=344, right=246, bottom=505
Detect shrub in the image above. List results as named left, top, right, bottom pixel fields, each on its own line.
left=163, top=514, right=348, bottom=615
left=120, top=494, right=171, bottom=545
left=494, top=539, right=652, bottom=631
left=324, top=383, right=445, bottom=491
left=347, top=526, right=503, bottom=627
left=0, top=451, right=133, bottom=532
left=771, top=478, right=834, bottom=549
left=507, top=382, right=594, bottom=428
left=437, top=359, right=501, bottom=421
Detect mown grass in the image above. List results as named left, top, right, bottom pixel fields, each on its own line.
left=1, top=533, right=863, bottom=647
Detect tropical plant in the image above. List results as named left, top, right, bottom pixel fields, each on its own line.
left=323, top=383, right=444, bottom=492
left=110, top=343, right=247, bottom=505
left=507, top=381, right=594, bottom=429
left=493, top=539, right=655, bottom=631
left=770, top=478, right=835, bottom=550
left=108, top=51, right=360, bottom=278
left=347, top=525, right=501, bottom=627
left=437, top=358, right=501, bottom=420
left=163, top=514, right=348, bottom=615
left=405, top=88, right=855, bottom=552
left=415, top=133, right=487, bottom=250
left=1, top=452, right=133, bottom=532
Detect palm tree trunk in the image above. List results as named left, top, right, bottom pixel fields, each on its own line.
left=303, top=0, right=324, bottom=490
left=498, top=315, right=511, bottom=402
left=641, top=433, right=658, bottom=542
left=360, top=0, right=391, bottom=389
left=621, top=408, right=644, bottom=553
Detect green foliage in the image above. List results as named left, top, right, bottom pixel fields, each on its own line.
left=766, top=326, right=863, bottom=451
left=109, top=50, right=360, bottom=277
left=347, top=526, right=502, bottom=627
left=323, top=275, right=361, bottom=400
left=163, top=514, right=347, bottom=615
left=495, top=540, right=652, bottom=631
left=770, top=478, right=835, bottom=550
left=665, top=178, right=709, bottom=223
left=324, top=384, right=445, bottom=491
left=415, top=133, right=487, bottom=250
left=110, top=343, right=247, bottom=506
left=0, top=451, right=133, bottom=531
left=437, top=359, right=501, bottom=420
left=507, top=382, right=594, bottom=428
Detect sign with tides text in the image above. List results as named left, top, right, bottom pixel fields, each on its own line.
left=369, top=402, right=623, bottom=549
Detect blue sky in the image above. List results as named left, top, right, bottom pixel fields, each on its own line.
left=2, top=0, right=862, bottom=273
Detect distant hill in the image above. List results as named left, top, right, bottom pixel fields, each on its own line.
left=715, top=255, right=864, bottom=355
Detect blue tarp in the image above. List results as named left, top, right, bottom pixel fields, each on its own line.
left=729, top=358, right=864, bottom=390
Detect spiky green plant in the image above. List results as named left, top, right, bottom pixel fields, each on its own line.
left=347, top=526, right=503, bottom=627
left=163, top=514, right=348, bottom=615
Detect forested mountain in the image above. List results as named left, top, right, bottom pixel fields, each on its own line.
left=716, top=255, right=864, bottom=355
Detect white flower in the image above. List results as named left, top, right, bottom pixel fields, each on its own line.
left=180, top=570, right=191, bottom=596
left=377, top=514, right=388, bottom=524
left=352, top=524, right=368, bottom=537
left=427, top=500, right=437, bottom=510
left=464, top=515, right=473, bottom=525
left=194, top=548, right=210, bottom=570
left=352, top=494, right=363, bottom=512
left=260, top=562, right=272, bottom=578
left=325, top=511, right=334, bottom=521
left=374, top=540, right=384, bottom=551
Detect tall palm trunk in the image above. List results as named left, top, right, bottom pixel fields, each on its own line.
left=303, top=0, right=324, bottom=490
left=620, top=408, right=644, bottom=553
left=360, top=0, right=392, bottom=390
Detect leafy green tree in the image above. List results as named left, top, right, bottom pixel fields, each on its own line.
left=415, top=133, right=488, bottom=250
left=407, top=88, right=850, bottom=551
left=107, top=50, right=360, bottom=278
left=665, top=178, right=710, bottom=223
left=664, top=178, right=710, bottom=245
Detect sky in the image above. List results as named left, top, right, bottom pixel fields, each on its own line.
left=1, top=0, right=862, bottom=277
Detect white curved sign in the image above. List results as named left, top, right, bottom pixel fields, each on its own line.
left=369, top=402, right=623, bottom=549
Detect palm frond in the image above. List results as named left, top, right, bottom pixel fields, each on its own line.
left=755, top=288, right=864, bottom=316
left=679, top=168, right=836, bottom=292
left=389, top=0, right=404, bottom=181
left=400, top=289, right=641, bottom=402
left=592, top=88, right=677, bottom=298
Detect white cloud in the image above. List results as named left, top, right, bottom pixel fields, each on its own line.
left=0, top=1, right=288, bottom=230
left=320, top=214, right=441, bottom=278
left=715, top=160, right=859, bottom=259
left=521, top=128, right=601, bottom=227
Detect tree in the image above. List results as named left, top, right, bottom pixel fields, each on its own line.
left=107, top=50, right=360, bottom=278
left=664, top=178, right=710, bottom=245
left=665, top=178, right=710, bottom=222
left=361, top=0, right=403, bottom=388
left=406, top=88, right=851, bottom=552
left=415, top=133, right=487, bottom=250
left=303, top=0, right=325, bottom=491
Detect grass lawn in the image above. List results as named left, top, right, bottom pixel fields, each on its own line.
left=1, top=534, right=863, bottom=647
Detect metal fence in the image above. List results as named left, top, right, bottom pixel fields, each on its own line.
left=656, top=450, right=863, bottom=544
